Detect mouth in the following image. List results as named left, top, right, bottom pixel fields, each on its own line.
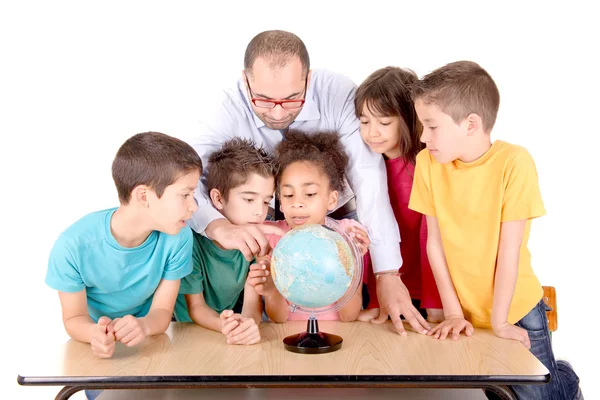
left=290, top=216, right=309, bottom=225
left=265, top=116, right=291, bottom=124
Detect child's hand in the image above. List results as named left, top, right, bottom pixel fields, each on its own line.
left=428, top=316, right=474, bottom=340
left=91, top=316, right=116, bottom=358
left=107, top=315, right=147, bottom=347
left=357, top=308, right=379, bottom=322
left=493, top=322, right=531, bottom=349
left=348, top=226, right=370, bottom=255
left=220, top=310, right=241, bottom=337
left=226, top=316, right=261, bottom=345
left=247, top=259, right=277, bottom=297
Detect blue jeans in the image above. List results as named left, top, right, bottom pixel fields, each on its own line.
left=509, top=299, right=582, bottom=399
left=85, top=389, right=102, bottom=400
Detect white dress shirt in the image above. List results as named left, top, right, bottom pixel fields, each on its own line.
left=186, top=69, right=402, bottom=273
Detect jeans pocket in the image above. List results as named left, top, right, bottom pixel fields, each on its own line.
left=515, top=300, right=549, bottom=341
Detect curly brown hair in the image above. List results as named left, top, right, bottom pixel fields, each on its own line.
left=207, top=138, right=277, bottom=201
left=274, top=130, right=348, bottom=194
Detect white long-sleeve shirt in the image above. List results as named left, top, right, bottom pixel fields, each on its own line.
left=186, top=69, right=402, bottom=273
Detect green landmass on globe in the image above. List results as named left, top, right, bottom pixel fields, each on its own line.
left=271, top=224, right=355, bottom=309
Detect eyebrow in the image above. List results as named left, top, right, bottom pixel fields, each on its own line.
left=282, top=182, right=320, bottom=188
left=239, top=191, right=260, bottom=196
left=422, top=118, right=435, bottom=123
left=181, top=186, right=196, bottom=191
left=254, top=91, right=303, bottom=101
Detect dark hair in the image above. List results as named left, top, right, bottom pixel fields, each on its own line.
left=112, top=132, right=202, bottom=204
left=244, top=30, right=310, bottom=77
left=355, top=66, right=424, bottom=166
left=411, top=61, right=500, bottom=132
left=207, top=138, right=277, bottom=201
left=274, top=130, right=348, bottom=194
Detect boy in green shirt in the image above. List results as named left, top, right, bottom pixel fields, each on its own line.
left=174, top=138, right=280, bottom=345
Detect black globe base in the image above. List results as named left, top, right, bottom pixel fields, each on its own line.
left=283, top=316, right=343, bottom=354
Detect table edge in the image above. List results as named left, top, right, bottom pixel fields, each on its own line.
left=17, top=373, right=551, bottom=387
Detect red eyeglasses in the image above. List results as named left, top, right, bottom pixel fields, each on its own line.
left=246, top=77, right=308, bottom=109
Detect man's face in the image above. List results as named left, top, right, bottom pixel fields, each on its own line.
left=245, top=56, right=309, bottom=131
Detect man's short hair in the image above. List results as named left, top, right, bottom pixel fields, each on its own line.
left=112, top=132, right=202, bottom=204
left=412, top=61, right=500, bottom=132
left=207, top=138, right=277, bottom=201
left=244, top=30, right=310, bottom=76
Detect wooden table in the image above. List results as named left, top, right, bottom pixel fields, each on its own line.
left=17, top=321, right=549, bottom=400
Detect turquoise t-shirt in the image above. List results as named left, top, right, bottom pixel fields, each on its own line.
left=174, top=232, right=249, bottom=322
left=45, top=208, right=193, bottom=322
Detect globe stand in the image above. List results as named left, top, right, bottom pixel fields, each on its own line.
left=283, top=315, right=343, bottom=354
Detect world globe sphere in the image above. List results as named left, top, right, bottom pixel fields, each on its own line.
left=271, top=218, right=363, bottom=316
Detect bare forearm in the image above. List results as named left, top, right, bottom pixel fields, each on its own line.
left=492, top=251, right=519, bottom=327
left=189, top=305, right=222, bottom=332
left=138, top=309, right=172, bottom=336
left=204, top=218, right=229, bottom=241
left=264, top=293, right=289, bottom=323
left=339, top=290, right=362, bottom=322
left=242, top=309, right=262, bottom=326
left=241, top=291, right=263, bottom=326
left=427, top=241, right=463, bottom=318
left=63, top=315, right=97, bottom=343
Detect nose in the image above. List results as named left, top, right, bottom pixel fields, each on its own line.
left=189, top=197, right=199, bottom=214
left=292, top=200, right=305, bottom=209
left=269, top=104, right=286, bottom=120
left=252, top=204, right=264, bottom=217
left=368, top=123, right=380, bottom=138
left=420, top=129, right=430, bottom=144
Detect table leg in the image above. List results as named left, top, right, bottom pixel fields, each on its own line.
left=481, top=385, right=516, bottom=400
left=55, top=386, right=84, bottom=400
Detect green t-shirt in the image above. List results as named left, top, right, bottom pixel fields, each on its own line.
left=174, top=232, right=249, bottom=322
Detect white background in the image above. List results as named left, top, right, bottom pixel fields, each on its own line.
left=1, top=1, right=597, bottom=399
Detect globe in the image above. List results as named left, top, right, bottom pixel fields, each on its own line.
left=270, top=217, right=364, bottom=353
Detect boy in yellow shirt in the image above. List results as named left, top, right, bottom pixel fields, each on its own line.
left=409, top=61, right=582, bottom=400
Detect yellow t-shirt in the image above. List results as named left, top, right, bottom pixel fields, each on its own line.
left=409, top=141, right=545, bottom=328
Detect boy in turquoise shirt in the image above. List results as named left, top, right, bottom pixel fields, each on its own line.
left=174, top=138, right=281, bottom=345
left=46, top=131, right=201, bottom=359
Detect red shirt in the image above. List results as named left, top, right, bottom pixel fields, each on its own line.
left=364, top=158, right=442, bottom=309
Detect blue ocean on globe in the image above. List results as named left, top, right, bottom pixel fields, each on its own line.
left=271, top=224, right=354, bottom=309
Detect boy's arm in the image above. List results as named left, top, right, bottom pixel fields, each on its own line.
left=492, top=220, right=526, bottom=325
left=425, top=215, right=474, bottom=340
left=58, top=290, right=116, bottom=358
left=185, top=292, right=222, bottom=332
left=58, top=290, right=100, bottom=343
left=138, top=279, right=181, bottom=336
left=241, top=283, right=263, bottom=325
left=425, top=216, right=463, bottom=318
left=491, top=220, right=531, bottom=348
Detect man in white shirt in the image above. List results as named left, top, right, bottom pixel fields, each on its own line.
left=186, top=30, right=431, bottom=335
